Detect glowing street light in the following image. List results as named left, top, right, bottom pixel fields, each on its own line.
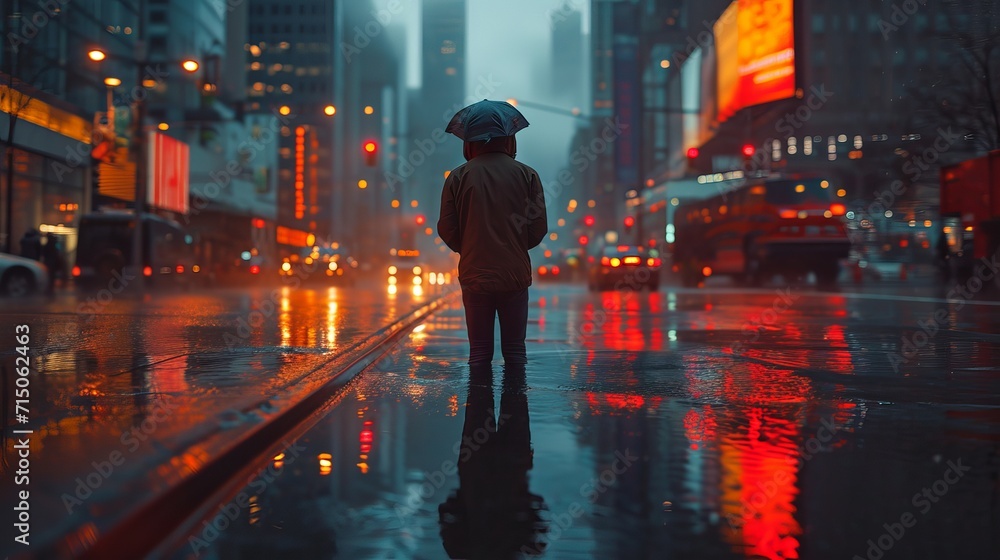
left=103, top=77, right=122, bottom=87
left=181, top=59, right=200, bottom=73
left=324, top=104, right=336, bottom=116
left=88, top=49, right=107, bottom=61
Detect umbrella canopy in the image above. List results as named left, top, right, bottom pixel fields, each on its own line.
left=446, top=99, right=529, bottom=143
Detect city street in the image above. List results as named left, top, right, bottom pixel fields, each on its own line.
left=4, top=0, right=1000, bottom=558
left=5, top=275, right=994, bottom=559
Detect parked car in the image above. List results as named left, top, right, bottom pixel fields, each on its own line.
left=0, top=253, right=49, bottom=297
left=587, top=244, right=661, bottom=291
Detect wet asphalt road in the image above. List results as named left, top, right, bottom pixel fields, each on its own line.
left=0, top=280, right=447, bottom=555
left=159, top=279, right=1000, bottom=560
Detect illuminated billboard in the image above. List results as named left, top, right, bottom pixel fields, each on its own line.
left=147, top=132, right=190, bottom=214
left=715, top=2, right=740, bottom=122
left=716, top=0, right=796, bottom=123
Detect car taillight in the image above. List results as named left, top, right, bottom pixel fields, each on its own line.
left=830, top=203, right=846, bottom=216
left=143, top=266, right=152, bottom=277
left=601, top=257, right=610, bottom=266
left=647, top=258, right=662, bottom=267
left=539, top=266, right=548, bottom=275
left=610, top=258, right=621, bottom=267
left=175, top=265, right=184, bottom=274
left=623, top=256, right=641, bottom=265
left=72, top=265, right=81, bottom=277
left=250, top=265, right=260, bottom=274
left=552, top=266, right=560, bottom=275
left=779, top=209, right=797, bottom=219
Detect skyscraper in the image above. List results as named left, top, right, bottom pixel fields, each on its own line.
left=550, top=3, right=585, bottom=109
left=411, top=0, right=467, bottom=242
left=247, top=1, right=337, bottom=242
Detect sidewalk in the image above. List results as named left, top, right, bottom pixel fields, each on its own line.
left=1, top=285, right=457, bottom=559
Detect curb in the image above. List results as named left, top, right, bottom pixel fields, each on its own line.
left=32, top=288, right=460, bottom=560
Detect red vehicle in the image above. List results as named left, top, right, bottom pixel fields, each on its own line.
left=939, top=150, right=1000, bottom=277
left=672, top=175, right=851, bottom=286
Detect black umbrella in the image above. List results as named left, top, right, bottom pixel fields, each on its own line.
left=446, top=99, right=529, bottom=143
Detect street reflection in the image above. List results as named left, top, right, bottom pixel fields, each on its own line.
left=439, top=364, right=548, bottom=558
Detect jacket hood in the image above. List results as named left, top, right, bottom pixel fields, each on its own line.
left=463, top=136, right=516, bottom=161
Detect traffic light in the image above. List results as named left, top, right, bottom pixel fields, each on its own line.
left=624, top=216, right=635, bottom=231
left=583, top=215, right=595, bottom=227
left=578, top=235, right=589, bottom=245
left=741, top=143, right=756, bottom=165
left=363, top=140, right=378, bottom=167
left=686, top=147, right=700, bottom=173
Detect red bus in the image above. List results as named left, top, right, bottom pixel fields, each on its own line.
left=673, top=175, right=851, bottom=286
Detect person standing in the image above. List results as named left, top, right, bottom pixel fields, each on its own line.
left=437, top=134, right=548, bottom=366
left=19, top=229, right=42, bottom=260
left=41, top=232, right=63, bottom=294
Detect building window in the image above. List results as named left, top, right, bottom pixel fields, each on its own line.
left=149, top=35, right=166, bottom=54
left=150, top=10, right=167, bottom=23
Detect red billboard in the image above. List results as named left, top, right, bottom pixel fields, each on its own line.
left=147, top=132, right=190, bottom=214
left=716, top=0, right=796, bottom=122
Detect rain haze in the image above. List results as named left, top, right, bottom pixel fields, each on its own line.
left=467, top=0, right=591, bottom=183
left=4, top=0, right=1000, bottom=558
left=397, top=0, right=588, bottom=189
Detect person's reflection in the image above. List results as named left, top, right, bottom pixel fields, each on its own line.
left=439, top=363, right=547, bottom=558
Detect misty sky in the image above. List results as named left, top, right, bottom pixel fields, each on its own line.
left=467, top=0, right=590, bottom=184
left=395, top=0, right=590, bottom=184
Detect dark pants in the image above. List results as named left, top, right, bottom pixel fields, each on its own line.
left=462, top=288, right=529, bottom=366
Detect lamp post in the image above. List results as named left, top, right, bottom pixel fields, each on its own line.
left=87, top=46, right=200, bottom=291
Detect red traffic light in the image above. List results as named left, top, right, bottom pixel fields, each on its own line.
left=624, top=216, right=635, bottom=228
left=741, top=144, right=756, bottom=157
left=415, top=214, right=426, bottom=225
left=578, top=235, right=589, bottom=245
left=686, top=147, right=700, bottom=159
left=583, top=215, right=595, bottom=227
left=363, top=140, right=378, bottom=166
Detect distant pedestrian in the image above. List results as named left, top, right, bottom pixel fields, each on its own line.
left=19, top=229, right=42, bottom=260
left=438, top=100, right=547, bottom=366
left=41, top=233, right=63, bottom=294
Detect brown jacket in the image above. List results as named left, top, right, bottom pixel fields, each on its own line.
left=438, top=152, right=547, bottom=293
